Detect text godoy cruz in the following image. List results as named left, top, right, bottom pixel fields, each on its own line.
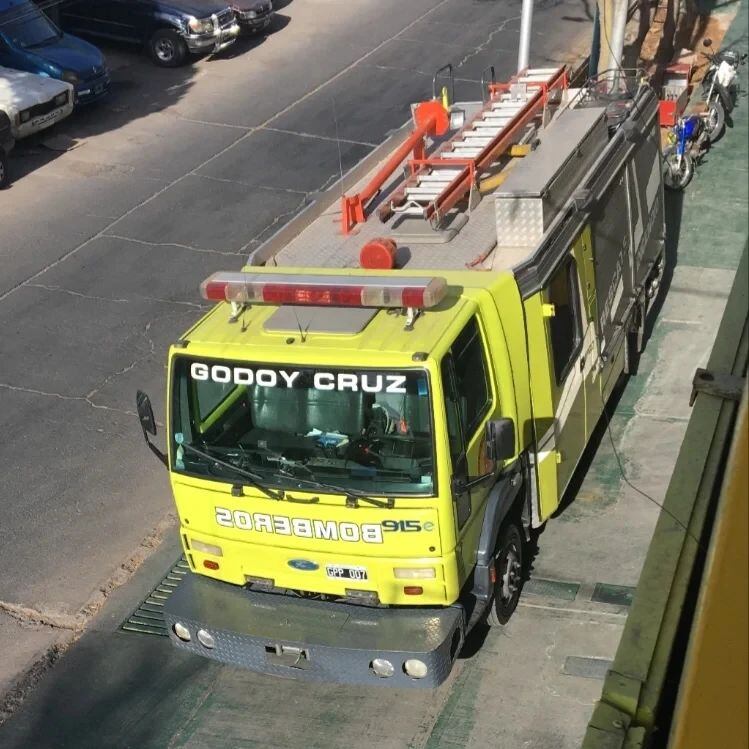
left=190, top=362, right=408, bottom=393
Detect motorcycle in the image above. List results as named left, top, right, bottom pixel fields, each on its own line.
left=662, top=113, right=708, bottom=191
left=700, top=37, right=747, bottom=142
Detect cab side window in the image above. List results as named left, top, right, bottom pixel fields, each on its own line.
left=451, top=317, right=491, bottom=438
left=547, top=257, right=583, bottom=383
left=441, top=357, right=464, bottom=464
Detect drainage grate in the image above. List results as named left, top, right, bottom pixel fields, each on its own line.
left=524, top=577, right=580, bottom=601
left=120, top=557, right=189, bottom=636
left=562, top=656, right=613, bottom=680
left=591, top=582, right=635, bottom=607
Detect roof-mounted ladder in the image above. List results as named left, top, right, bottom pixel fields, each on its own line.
left=338, top=66, right=567, bottom=235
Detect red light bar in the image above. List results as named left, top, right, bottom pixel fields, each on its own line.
left=200, top=272, right=447, bottom=309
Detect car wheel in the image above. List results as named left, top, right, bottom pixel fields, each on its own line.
left=487, top=521, right=524, bottom=626
left=149, top=30, right=188, bottom=67
left=0, top=149, right=8, bottom=190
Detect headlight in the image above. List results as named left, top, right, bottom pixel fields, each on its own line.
left=19, top=110, right=31, bottom=123
left=393, top=567, right=436, bottom=579
left=190, top=538, right=223, bottom=557
left=403, top=659, right=428, bottom=679
left=197, top=629, right=215, bottom=649
left=247, top=9, right=257, bottom=17
left=188, top=16, right=214, bottom=33
left=370, top=658, right=395, bottom=678
left=61, top=70, right=79, bottom=84
left=173, top=622, right=191, bottom=642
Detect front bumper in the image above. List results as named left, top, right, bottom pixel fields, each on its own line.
left=164, top=571, right=465, bottom=688
left=14, top=103, right=73, bottom=139
left=185, top=23, right=240, bottom=53
left=76, top=74, right=110, bottom=104
left=236, top=10, right=273, bottom=30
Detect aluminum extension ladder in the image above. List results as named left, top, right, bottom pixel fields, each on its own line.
left=388, top=67, right=565, bottom=222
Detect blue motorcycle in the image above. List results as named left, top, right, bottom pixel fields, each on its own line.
left=663, top=113, right=708, bottom=191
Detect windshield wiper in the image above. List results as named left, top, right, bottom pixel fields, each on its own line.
left=271, top=473, right=394, bottom=509
left=180, top=442, right=283, bottom=500
left=238, top=446, right=315, bottom=479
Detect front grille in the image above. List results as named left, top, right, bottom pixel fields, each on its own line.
left=237, top=5, right=271, bottom=20
left=83, top=68, right=109, bottom=85
left=216, top=8, right=234, bottom=28
left=21, top=91, right=69, bottom=120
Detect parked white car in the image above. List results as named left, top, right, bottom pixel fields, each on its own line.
left=0, top=67, right=74, bottom=140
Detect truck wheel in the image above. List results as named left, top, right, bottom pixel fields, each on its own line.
left=487, top=521, right=524, bottom=626
left=149, top=30, right=187, bottom=67
left=0, top=149, right=8, bottom=189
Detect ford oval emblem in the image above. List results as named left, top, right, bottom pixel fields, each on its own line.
left=288, top=559, right=319, bottom=572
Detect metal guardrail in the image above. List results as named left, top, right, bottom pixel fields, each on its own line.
left=582, top=244, right=748, bottom=747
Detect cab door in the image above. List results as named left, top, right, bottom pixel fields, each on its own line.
left=440, top=316, right=494, bottom=582
left=99, top=0, right=151, bottom=42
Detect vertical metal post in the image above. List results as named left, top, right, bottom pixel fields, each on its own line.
left=589, top=4, right=601, bottom=79
left=608, top=0, right=629, bottom=89
left=517, top=0, right=534, bottom=73
left=596, top=0, right=614, bottom=76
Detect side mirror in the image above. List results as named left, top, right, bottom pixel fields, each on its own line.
left=485, top=418, right=515, bottom=462
left=136, top=390, right=157, bottom=436
left=135, top=390, right=168, bottom=467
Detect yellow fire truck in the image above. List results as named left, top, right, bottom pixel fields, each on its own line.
left=137, top=65, right=665, bottom=687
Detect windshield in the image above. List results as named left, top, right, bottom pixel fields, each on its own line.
left=1, top=6, right=61, bottom=49
left=171, top=358, right=435, bottom=495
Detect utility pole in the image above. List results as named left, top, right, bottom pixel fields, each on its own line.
left=596, top=0, right=628, bottom=89
left=517, top=0, right=534, bottom=72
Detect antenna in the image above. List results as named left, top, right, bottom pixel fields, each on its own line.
left=332, top=97, right=345, bottom=196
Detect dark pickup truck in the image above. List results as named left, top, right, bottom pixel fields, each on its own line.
left=58, top=0, right=272, bottom=66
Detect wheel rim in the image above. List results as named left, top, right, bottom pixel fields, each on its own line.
left=498, top=542, right=521, bottom=603
left=708, top=108, right=718, bottom=131
left=155, top=37, right=175, bottom=62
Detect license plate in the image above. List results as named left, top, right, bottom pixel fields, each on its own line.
left=326, top=565, right=368, bottom=581
left=31, top=111, right=59, bottom=129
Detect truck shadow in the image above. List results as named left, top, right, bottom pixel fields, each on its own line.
left=0, top=633, right=219, bottom=749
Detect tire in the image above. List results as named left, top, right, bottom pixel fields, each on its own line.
left=663, top=147, right=694, bottom=191
left=487, top=521, right=524, bottom=626
left=149, top=29, right=188, bottom=67
left=705, top=97, right=726, bottom=143
left=0, top=149, right=8, bottom=190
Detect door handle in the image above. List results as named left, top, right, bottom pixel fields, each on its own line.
left=580, top=355, right=586, bottom=372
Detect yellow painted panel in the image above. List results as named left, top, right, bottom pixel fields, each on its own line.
left=668, top=393, right=749, bottom=749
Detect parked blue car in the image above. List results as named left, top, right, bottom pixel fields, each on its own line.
left=0, top=0, right=109, bottom=104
